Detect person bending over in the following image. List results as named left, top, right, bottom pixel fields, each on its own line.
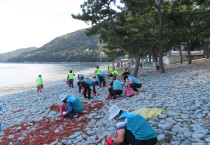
left=121, top=68, right=131, bottom=78
left=79, top=79, right=97, bottom=95
left=123, top=75, right=142, bottom=92
left=108, top=105, right=157, bottom=145
left=108, top=80, right=123, bottom=99
left=77, top=81, right=93, bottom=99
left=77, top=74, right=84, bottom=93
left=95, top=74, right=106, bottom=88
left=59, top=94, right=83, bottom=118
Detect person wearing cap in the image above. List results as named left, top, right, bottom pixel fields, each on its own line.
left=121, top=68, right=131, bottom=78
left=77, top=81, right=93, bottom=99
left=77, top=79, right=97, bottom=96
left=36, top=75, right=43, bottom=93
left=123, top=75, right=142, bottom=92
left=108, top=105, right=157, bottom=145
left=95, top=74, right=106, bottom=88
left=59, top=94, right=84, bottom=118
left=111, top=70, right=119, bottom=80
left=78, top=74, right=84, bottom=81
left=78, top=74, right=85, bottom=93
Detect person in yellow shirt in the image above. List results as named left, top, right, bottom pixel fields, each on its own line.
left=36, top=75, right=43, bottom=93
left=67, top=70, right=75, bottom=89
left=96, top=66, right=101, bottom=75
left=108, top=65, right=111, bottom=72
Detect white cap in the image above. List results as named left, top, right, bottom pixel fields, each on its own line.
left=59, top=94, right=68, bottom=102
left=109, top=105, right=121, bottom=120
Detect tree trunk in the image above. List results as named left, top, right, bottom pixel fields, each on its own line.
left=204, top=41, right=209, bottom=59
left=149, top=55, right=151, bottom=65
left=157, top=6, right=165, bottom=73
left=150, top=47, right=158, bottom=70
left=178, top=44, right=183, bottom=64
left=151, top=47, right=158, bottom=63
left=133, top=52, right=140, bottom=77
left=187, top=40, right=192, bottom=64
left=112, top=61, right=115, bottom=71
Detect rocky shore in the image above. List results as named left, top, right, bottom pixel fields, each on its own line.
left=0, top=59, right=209, bottom=145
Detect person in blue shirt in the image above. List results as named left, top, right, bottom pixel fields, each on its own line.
left=108, top=80, right=123, bottom=99
left=77, top=79, right=97, bottom=97
left=77, top=80, right=95, bottom=99
left=78, top=74, right=84, bottom=81
left=121, top=68, right=131, bottom=78
left=78, top=74, right=85, bottom=93
left=108, top=105, right=157, bottom=145
left=95, top=74, right=106, bottom=88
left=123, top=75, right=142, bottom=92
left=59, top=94, right=84, bottom=118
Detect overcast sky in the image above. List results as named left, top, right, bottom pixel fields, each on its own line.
left=0, top=0, right=89, bottom=53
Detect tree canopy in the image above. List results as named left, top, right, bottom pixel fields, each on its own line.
left=72, top=0, right=209, bottom=75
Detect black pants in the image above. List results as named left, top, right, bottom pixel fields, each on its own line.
left=120, top=130, right=157, bottom=145
left=130, top=83, right=142, bottom=92
left=99, top=76, right=105, bottom=87
left=83, top=84, right=91, bottom=98
left=108, top=87, right=123, bottom=97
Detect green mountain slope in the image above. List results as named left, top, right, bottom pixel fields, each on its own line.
left=7, top=29, right=100, bottom=62
left=0, top=47, right=37, bottom=62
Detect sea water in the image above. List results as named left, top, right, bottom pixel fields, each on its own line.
left=0, top=63, right=98, bottom=87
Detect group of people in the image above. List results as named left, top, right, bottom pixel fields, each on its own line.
left=35, top=64, right=157, bottom=145
left=107, top=68, right=142, bottom=99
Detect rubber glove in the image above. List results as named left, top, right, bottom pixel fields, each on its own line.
left=107, top=138, right=113, bottom=145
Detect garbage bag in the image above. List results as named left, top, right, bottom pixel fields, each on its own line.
left=124, top=86, right=136, bottom=97
left=132, top=108, right=167, bottom=120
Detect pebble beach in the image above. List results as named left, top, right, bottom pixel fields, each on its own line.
left=0, top=59, right=209, bottom=145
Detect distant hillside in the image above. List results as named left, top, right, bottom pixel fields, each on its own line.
left=8, top=29, right=100, bottom=62
left=0, top=47, right=37, bottom=62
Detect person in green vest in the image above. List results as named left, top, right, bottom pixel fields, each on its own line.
left=67, top=70, right=75, bottom=89
left=36, top=75, right=43, bottom=93
left=112, top=70, right=119, bottom=80
left=59, top=94, right=84, bottom=118
left=108, top=65, right=112, bottom=72
left=107, top=105, right=157, bottom=145
left=96, top=66, right=101, bottom=75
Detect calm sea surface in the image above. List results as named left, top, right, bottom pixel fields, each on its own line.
left=0, top=63, right=98, bottom=87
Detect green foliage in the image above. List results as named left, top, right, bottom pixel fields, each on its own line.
left=0, top=47, right=37, bottom=62
left=7, top=29, right=100, bottom=62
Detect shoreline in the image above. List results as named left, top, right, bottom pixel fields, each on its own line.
left=0, top=62, right=111, bottom=97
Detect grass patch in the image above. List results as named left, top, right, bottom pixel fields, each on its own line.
left=116, top=67, right=135, bottom=74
